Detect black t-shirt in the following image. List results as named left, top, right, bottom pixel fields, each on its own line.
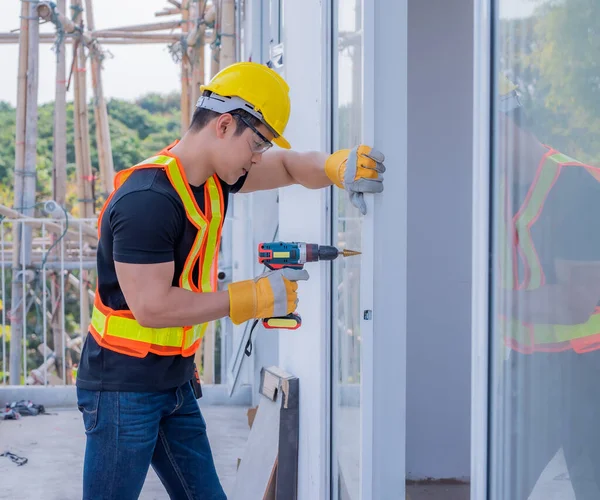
left=512, top=165, right=600, bottom=285
left=76, top=163, right=246, bottom=392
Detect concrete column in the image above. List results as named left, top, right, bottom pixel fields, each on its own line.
left=406, top=0, right=474, bottom=481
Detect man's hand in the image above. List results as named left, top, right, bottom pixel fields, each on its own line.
left=325, top=145, right=386, bottom=215
left=227, top=268, right=310, bottom=325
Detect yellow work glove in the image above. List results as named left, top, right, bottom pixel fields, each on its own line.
left=325, top=145, right=385, bottom=215
left=227, top=268, right=310, bottom=325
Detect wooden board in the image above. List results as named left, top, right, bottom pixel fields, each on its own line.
left=231, top=366, right=300, bottom=500
left=230, top=393, right=280, bottom=500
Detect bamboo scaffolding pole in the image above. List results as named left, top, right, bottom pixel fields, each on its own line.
left=180, top=0, right=191, bottom=133
left=0, top=33, right=215, bottom=44
left=155, top=7, right=181, bottom=17
left=71, top=0, right=95, bottom=220
left=0, top=205, right=98, bottom=243
left=210, top=0, right=220, bottom=78
left=92, top=31, right=181, bottom=41
left=9, top=0, right=31, bottom=386
left=94, top=20, right=182, bottom=33
left=36, top=2, right=77, bottom=34
left=93, top=38, right=190, bottom=44
left=219, top=0, right=235, bottom=70
left=53, top=9, right=67, bottom=213
left=52, top=0, right=68, bottom=382
left=188, top=0, right=206, bottom=118
left=68, top=273, right=95, bottom=304
left=85, top=0, right=115, bottom=198
left=70, top=0, right=92, bottom=342
left=71, top=45, right=85, bottom=217
left=36, top=1, right=94, bottom=46
left=9, top=0, right=39, bottom=386
left=68, top=272, right=92, bottom=340
left=205, top=3, right=216, bottom=25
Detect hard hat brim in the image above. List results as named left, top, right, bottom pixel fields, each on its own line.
left=196, top=92, right=291, bottom=148
left=274, top=135, right=291, bottom=149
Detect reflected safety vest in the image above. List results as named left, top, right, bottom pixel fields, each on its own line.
left=89, top=147, right=225, bottom=358
left=500, top=146, right=600, bottom=354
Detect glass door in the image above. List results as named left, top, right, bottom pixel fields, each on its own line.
left=479, top=0, right=600, bottom=498
left=331, top=0, right=363, bottom=498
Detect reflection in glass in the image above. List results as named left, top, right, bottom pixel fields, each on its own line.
left=490, top=1, right=600, bottom=499
left=331, top=0, right=362, bottom=498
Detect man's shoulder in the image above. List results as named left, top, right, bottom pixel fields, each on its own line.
left=111, top=168, right=182, bottom=209
left=555, top=162, right=600, bottom=195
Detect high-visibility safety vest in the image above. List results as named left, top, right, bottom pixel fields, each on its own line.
left=500, top=146, right=600, bottom=354
left=89, top=146, right=225, bottom=358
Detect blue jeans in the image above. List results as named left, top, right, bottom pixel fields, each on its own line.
left=77, top=382, right=227, bottom=500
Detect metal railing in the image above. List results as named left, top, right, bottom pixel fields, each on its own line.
left=0, top=214, right=235, bottom=387
left=1, top=215, right=97, bottom=386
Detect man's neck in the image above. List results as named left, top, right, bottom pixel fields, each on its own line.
left=169, top=132, right=215, bottom=187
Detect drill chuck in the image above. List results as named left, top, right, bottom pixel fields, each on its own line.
left=316, top=245, right=341, bottom=261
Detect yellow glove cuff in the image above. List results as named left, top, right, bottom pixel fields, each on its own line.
left=324, top=149, right=349, bottom=189
left=228, top=276, right=286, bottom=325
left=228, top=280, right=258, bottom=325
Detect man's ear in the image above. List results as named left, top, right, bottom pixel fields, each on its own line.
left=215, top=113, right=235, bottom=139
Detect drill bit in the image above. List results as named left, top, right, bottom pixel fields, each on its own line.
left=341, top=249, right=361, bottom=257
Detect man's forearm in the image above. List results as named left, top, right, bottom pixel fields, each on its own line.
left=510, top=285, right=599, bottom=325
left=140, top=288, right=230, bottom=328
left=282, top=150, right=332, bottom=189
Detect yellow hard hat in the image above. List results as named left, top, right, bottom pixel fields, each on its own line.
left=199, top=62, right=292, bottom=149
left=498, top=73, right=521, bottom=113
left=498, top=73, right=517, bottom=96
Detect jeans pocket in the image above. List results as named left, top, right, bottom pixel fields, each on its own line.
left=76, top=388, right=100, bottom=432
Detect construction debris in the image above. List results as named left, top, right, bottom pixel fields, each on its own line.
left=0, top=451, right=28, bottom=466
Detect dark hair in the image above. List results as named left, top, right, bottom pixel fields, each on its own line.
left=189, top=91, right=264, bottom=135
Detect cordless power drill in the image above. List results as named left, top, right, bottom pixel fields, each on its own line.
left=258, top=241, right=361, bottom=329
left=244, top=241, right=361, bottom=357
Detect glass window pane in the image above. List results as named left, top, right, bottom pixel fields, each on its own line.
left=331, top=0, right=362, bottom=499
left=489, top=1, right=600, bottom=499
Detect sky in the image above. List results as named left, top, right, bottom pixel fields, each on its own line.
left=0, top=0, right=182, bottom=106
left=0, top=0, right=540, bottom=107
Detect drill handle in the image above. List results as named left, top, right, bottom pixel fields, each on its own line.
left=263, top=313, right=302, bottom=330
left=264, top=262, right=305, bottom=271
left=245, top=313, right=302, bottom=358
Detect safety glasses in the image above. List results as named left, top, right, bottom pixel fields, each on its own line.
left=235, top=114, right=274, bottom=154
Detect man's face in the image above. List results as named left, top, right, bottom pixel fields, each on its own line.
left=213, top=114, right=275, bottom=185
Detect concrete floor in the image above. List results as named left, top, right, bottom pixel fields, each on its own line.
left=406, top=484, right=469, bottom=500
left=1, top=406, right=578, bottom=500
left=406, top=447, right=578, bottom=500
left=0, top=405, right=250, bottom=500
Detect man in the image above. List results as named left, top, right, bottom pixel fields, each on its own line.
left=495, top=75, right=600, bottom=499
left=75, top=62, right=385, bottom=499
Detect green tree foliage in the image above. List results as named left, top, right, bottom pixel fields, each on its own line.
left=0, top=93, right=181, bottom=377
left=500, top=0, right=600, bottom=165
left=0, top=92, right=182, bottom=208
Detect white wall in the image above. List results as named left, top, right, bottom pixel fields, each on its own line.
left=406, top=0, right=473, bottom=481
left=277, top=0, right=330, bottom=498
left=249, top=190, right=280, bottom=407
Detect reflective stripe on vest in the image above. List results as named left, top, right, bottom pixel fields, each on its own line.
left=501, top=148, right=600, bottom=353
left=89, top=152, right=224, bottom=358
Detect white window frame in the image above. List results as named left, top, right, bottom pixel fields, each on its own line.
left=470, top=0, right=493, bottom=499
left=328, top=0, right=408, bottom=498
left=360, top=0, right=408, bottom=498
